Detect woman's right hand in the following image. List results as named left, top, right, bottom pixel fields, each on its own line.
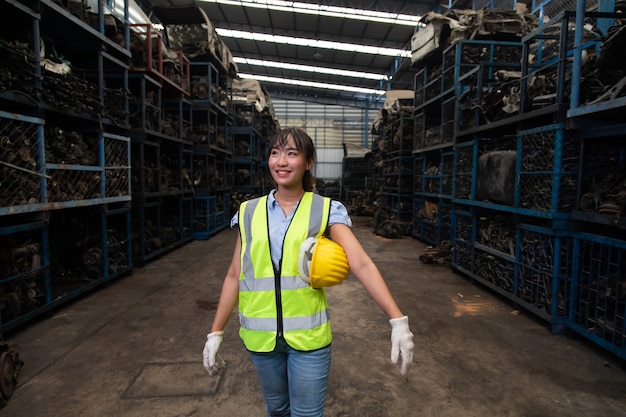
left=203, top=330, right=225, bottom=376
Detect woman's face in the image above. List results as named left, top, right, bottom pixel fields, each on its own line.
left=268, top=135, right=312, bottom=190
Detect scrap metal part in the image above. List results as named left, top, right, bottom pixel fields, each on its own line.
left=0, top=338, right=23, bottom=408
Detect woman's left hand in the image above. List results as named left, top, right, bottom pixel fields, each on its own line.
left=389, top=316, right=414, bottom=375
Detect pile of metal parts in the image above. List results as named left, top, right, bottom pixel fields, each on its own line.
left=190, top=75, right=228, bottom=109
left=372, top=209, right=412, bottom=239
left=40, top=38, right=103, bottom=118
left=128, top=27, right=190, bottom=93
left=370, top=91, right=414, bottom=139
left=579, top=21, right=626, bottom=105
left=475, top=215, right=516, bottom=292
left=579, top=138, right=626, bottom=224
left=0, top=117, right=42, bottom=207
left=0, top=33, right=127, bottom=123
left=459, top=19, right=626, bottom=126
left=51, top=0, right=120, bottom=45
left=410, top=7, right=538, bottom=66
left=342, top=190, right=376, bottom=217
left=2, top=114, right=118, bottom=206
left=0, top=235, right=43, bottom=320
left=154, top=3, right=239, bottom=80
left=162, top=110, right=189, bottom=141
left=370, top=91, right=415, bottom=237
left=132, top=209, right=190, bottom=259
left=519, top=129, right=579, bottom=212
left=45, top=127, right=98, bottom=166
left=0, top=337, right=22, bottom=409
left=518, top=227, right=568, bottom=315
left=419, top=241, right=452, bottom=265
left=49, top=213, right=129, bottom=282
left=0, top=39, right=37, bottom=98
left=129, top=90, right=159, bottom=131
left=189, top=122, right=215, bottom=145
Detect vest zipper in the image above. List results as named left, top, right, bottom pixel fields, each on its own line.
left=274, top=262, right=284, bottom=339
left=268, top=193, right=303, bottom=342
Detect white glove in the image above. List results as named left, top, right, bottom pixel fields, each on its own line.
left=203, top=331, right=224, bottom=376
left=389, top=316, right=414, bottom=376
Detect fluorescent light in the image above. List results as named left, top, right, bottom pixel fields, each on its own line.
left=198, top=0, right=420, bottom=26
left=233, top=57, right=389, bottom=81
left=217, top=29, right=411, bottom=58
left=238, top=73, right=385, bottom=95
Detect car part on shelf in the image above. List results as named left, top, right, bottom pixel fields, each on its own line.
left=0, top=338, right=23, bottom=409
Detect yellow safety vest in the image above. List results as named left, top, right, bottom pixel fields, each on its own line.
left=238, top=192, right=332, bottom=352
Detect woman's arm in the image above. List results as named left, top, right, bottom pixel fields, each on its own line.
left=329, top=223, right=415, bottom=375
left=210, top=233, right=242, bottom=332
left=329, top=223, right=404, bottom=320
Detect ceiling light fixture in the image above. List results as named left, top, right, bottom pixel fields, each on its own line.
left=238, top=73, right=386, bottom=96
left=216, top=29, right=411, bottom=58
left=233, top=57, right=389, bottom=81
left=198, top=0, right=421, bottom=26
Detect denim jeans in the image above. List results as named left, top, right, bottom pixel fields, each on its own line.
left=248, top=338, right=332, bottom=417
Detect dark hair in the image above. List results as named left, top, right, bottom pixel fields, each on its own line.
left=268, top=127, right=317, bottom=192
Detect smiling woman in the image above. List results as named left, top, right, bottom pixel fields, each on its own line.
left=203, top=126, right=415, bottom=417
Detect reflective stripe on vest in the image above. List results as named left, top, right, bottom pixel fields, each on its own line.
left=238, top=192, right=332, bottom=352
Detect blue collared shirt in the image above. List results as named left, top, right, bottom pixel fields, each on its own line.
left=231, top=189, right=352, bottom=269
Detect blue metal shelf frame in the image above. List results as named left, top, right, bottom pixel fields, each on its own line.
left=412, top=197, right=452, bottom=245
left=568, top=232, right=626, bottom=360
left=232, top=102, right=263, bottom=134
left=1, top=111, right=132, bottom=216
left=0, top=218, right=50, bottom=333
left=190, top=61, right=221, bottom=107
left=132, top=195, right=193, bottom=266
left=192, top=192, right=230, bottom=240
left=451, top=206, right=574, bottom=329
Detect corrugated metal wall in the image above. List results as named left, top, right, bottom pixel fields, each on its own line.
left=272, top=99, right=377, bottom=181
left=315, top=147, right=344, bottom=180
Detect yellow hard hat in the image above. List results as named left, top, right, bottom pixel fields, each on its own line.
left=298, top=236, right=350, bottom=289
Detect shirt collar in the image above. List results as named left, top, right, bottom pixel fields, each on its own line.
left=269, top=189, right=279, bottom=208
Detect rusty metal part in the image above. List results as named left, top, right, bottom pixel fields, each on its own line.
left=419, top=241, right=452, bottom=265
left=0, top=339, right=23, bottom=409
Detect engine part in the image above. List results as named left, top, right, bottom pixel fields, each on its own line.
left=0, top=338, right=23, bottom=409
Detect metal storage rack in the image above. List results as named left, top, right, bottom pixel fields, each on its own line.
left=341, top=154, right=375, bottom=215
left=230, top=102, right=268, bottom=196
left=188, top=61, right=233, bottom=239
left=0, top=0, right=133, bottom=333
left=569, top=233, right=626, bottom=360
left=412, top=40, right=523, bottom=247
left=557, top=6, right=626, bottom=359
left=371, top=104, right=414, bottom=234
left=128, top=23, right=195, bottom=264
left=444, top=4, right=626, bottom=358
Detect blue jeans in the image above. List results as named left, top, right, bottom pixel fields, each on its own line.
left=248, top=338, right=332, bottom=417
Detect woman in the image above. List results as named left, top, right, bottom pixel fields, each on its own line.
left=203, top=127, right=414, bottom=417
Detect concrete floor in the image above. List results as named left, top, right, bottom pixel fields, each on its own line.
left=2, top=216, right=626, bottom=417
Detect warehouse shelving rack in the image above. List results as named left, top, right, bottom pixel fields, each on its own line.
left=0, top=0, right=134, bottom=333
left=451, top=204, right=575, bottom=330
left=341, top=154, right=376, bottom=216
left=444, top=6, right=626, bottom=357
left=412, top=147, right=454, bottom=244
left=451, top=101, right=576, bottom=332
left=553, top=8, right=626, bottom=359
left=371, top=105, right=414, bottom=234
left=130, top=135, right=194, bottom=265
left=229, top=102, right=268, bottom=196
left=569, top=233, right=626, bottom=360
left=188, top=61, right=233, bottom=239
left=129, top=44, right=194, bottom=265
left=129, top=23, right=190, bottom=95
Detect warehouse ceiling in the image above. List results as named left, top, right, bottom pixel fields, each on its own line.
left=141, top=0, right=480, bottom=108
